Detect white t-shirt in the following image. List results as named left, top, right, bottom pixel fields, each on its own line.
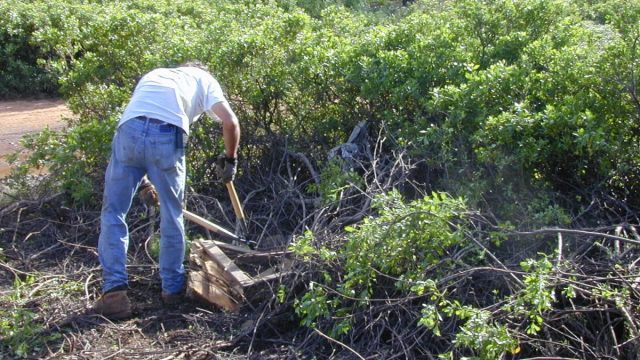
left=118, top=66, right=227, bottom=135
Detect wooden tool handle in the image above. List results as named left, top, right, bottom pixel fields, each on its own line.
left=225, top=182, right=245, bottom=221
left=183, top=209, right=239, bottom=241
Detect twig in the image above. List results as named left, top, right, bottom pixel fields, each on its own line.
left=522, top=356, right=580, bottom=360
left=465, top=230, right=524, bottom=287
left=557, top=231, right=563, bottom=262
left=0, top=192, right=64, bottom=217
left=509, top=227, right=640, bottom=246
left=313, top=328, right=365, bottom=360
left=84, top=273, right=94, bottom=304
left=0, top=257, right=25, bottom=278
left=286, top=150, right=319, bottom=186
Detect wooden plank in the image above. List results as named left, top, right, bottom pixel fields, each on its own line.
left=199, top=240, right=253, bottom=286
left=211, top=240, right=259, bottom=255
left=242, top=271, right=295, bottom=287
left=189, top=241, right=244, bottom=300
left=188, top=239, right=295, bottom=307
left=242, top=259, right=295, bottom=287
left=201, top=256, right=225, bottom=279
left=190, top=242, right=205, bottom=264
left=234, top=250, right=293, bottom=264
left=187, top=271, right=240, bottom=312
left=255, top=266, right=278, bottom=279
left=192, top=240, right=245, bottom=297
left=200, top=256, right=244, bottom=299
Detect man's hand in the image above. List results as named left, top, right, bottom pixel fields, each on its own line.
left=139, top=176, right=159, bottom=207
left=215, top=154, right=237, bottom=183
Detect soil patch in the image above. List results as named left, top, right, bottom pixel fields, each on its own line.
left=0, top=99, right=71, bottom=177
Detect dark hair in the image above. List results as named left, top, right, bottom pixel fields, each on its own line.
left=178, top=60, right=210, bottom=72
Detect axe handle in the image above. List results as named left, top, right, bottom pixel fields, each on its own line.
left=183, top=209, right=239, bottom=241
left=225, top=182, right=245, bottom=222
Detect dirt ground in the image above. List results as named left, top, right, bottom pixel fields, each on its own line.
left=0, top=99, right=71, bottom=177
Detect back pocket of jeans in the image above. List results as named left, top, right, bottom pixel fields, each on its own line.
left=151, top=136, right=181, bottom=170
left=113, top=129, right=141, bottom=166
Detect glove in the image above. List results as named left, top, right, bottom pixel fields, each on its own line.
left=139, top=177, right=159, bottom=207
left=215, top=154, right=237, bottom=183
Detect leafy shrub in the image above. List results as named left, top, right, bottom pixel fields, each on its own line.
left=0, top=0, right=71, bottom=97
left=293, top=191, right=473, bottom=342
left=2, top=0, right=368, bottom=204
left=3, top=0, right=640, bottom=215
left=307, top=158, right=363, bottom=205
left=292, top=191, right=574, bottom=358
left=6, top=115, right=114, bottom=203
left=0, top=276, right=61, bottom=359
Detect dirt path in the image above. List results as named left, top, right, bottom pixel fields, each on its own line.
left=0, top=99, right=71, bottom=177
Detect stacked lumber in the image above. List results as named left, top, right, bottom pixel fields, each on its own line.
left=186, top=239, right=293, bottom=312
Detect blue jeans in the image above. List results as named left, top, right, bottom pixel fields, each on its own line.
left=98, top=117, right=186, bottom=294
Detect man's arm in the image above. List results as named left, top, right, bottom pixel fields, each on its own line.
left=211, top=101, right=240, bottom=159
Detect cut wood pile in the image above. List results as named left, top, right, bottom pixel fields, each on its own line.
left=187, top=239, right=292, bottom=312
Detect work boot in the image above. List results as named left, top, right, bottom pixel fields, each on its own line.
left=161, top=291, right=184, bottom=306
left=89, top=290, right=132, bottom=320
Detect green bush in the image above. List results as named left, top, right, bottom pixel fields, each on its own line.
left=293, top=190, right=471, bottom=337
left=0, top=1, right=70, bottom=97
left=291, top=191, right=570, bottom=358
left=6, top=115, right=114, bottom=203
left=0, top=276, right=62, bottom=359
left=2, top=0, right=639, bottom=220
left=0, top=1, right=619, bottom=204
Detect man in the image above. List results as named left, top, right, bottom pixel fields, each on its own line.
left=91, top=62, right=240, bottom=319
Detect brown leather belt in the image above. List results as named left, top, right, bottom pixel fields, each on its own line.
left=135, top=115, right=167, bottom=125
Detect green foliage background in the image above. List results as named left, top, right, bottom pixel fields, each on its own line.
left=1, top=0, right=640, bottom=358
left=2, top=0, right=638, bottom=215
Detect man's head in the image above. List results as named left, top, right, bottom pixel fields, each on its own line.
left=179, top=60, right=210, bottom=73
